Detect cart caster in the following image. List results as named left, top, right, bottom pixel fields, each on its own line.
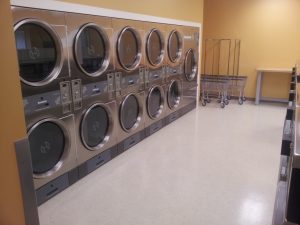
left=238, top=98, right=244, bottom=105
left=225, top=99, right=229, bottom=105
left=207, top=99, right=211, bottom=103
left=220, top=102, right=225, bottom=108
left=227, top=96, right=231, bottom=100
left=242, top=97, right=246, bottom=101
left=202, top=101, right=206, bottom=106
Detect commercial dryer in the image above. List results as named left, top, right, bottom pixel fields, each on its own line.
left=163, top=25, right=184, bottom=125
left=12, top=7, right=78, bottom=205
left=65, top=13, right=115, bottom=110
left=112, top=18, right=146, bottom=153
left=180, top=26, right=199, bottom=116
left=143, top=22, right=167, bottom=137
left=65, top=13, right=118, bottom=178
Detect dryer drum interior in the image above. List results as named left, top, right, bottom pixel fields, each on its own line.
left=117, top=27, right=141, bottom=71
left=147, top=86, right=164, bottom=119
left=184, top=49, right=197, bottom=81
left=146, top=29, right=164, bottom=66
left=14, top=20, right=62, bottom=86
left=74, top=24, right=110, bottom=76
left=28, top=119, right=69, bottom=177
left=120, top=94, right=140, bottom=131
left=168, top=80, right=181, bottom=109
left=81, top=104, right=110, bottom=150
left=168, top=30, right=183, bottom=63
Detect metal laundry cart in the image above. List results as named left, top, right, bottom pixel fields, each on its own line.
left=201, top=39, right=247, bottom=107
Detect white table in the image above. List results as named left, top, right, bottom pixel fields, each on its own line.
left=255, top=68, right=292, bottom=105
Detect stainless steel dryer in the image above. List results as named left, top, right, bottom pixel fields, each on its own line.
left=163, top=25, right=184, bottom=125
left=144, top=22, right=167, bottom=137
left=113, top=18, right=146, bottom=153
left=180, top=26, right=199, bottom=116
left=65, top=13, right=115, bottom=104
left=72, top=79, right=118, bottom=179
left=12, top=7, right=78, bottom=205
left=66, top=13, right=118, bottom=178
left=12, top=6, right=70, bottom=98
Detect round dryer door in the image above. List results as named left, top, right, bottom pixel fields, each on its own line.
left=184, top=49, right=197, bottom=81
left=14, top=20, right=63, bottom=86
left=146, top=29, right=164, bottom=66
left=147, top=86, right=164, bottom=119
left=167, top=80, right=181, bottom=109
left=117, top=27, right=141, bottom=71
left=168, top=30, right=183, bottom=63
left=81, top=104, right=110, bottom=150
left=28, top=119, right=69, bottom=177
left=74, top=24, right=110, bottom=76
left=120, top=94, right=141, bottom=132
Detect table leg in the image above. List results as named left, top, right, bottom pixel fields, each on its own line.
left=255, top=71, right=263, bottom=105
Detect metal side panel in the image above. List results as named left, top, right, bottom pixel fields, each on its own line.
left=15, top=138, right=40, bottom=225
left=272, top=181, right=288, bottom=225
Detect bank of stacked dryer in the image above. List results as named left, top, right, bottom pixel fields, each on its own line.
left=12, top=7, right=78, bottom=205
left=180, top=26, right=199, bottom=115
left=65, top=13, right=118, bottom=179
left=143, top=22, right=167, bottom=137
left=164, top=25, right=184, bottom=125
left=113, top=19, right=146, bottom=154
left=11, top=4, right=200, bottom=205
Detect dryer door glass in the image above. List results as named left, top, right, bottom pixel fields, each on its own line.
left=28, top=121, right=65, bottom=174
left=75, top=26, right=106, bottom=75
left=81, top=105, right=109, bottom=148
left=120, top=95, right=139, bottom=131
left=185, top=49, right=197, bottom=81
left=15, top=23, right=57, bottom=83
left=147, top=87, right=163, bottom=118
left=117, top=28, right=139, bottom=69
left=147, top=30, right=163, bottom=66
left=168, top=81, right=180, bottom=108
left=168, top=31, right=182, bottom=63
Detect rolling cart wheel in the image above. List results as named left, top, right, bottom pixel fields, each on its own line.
left=220, top=102, right=225, bottom=108
left=207, top=99, right=211, bottom=103
left=238, top=99, right=244, bottom=105
left=242, top=97, right=246, bottom=101
left=227, top=95, right=231, bottom=100
left=225, top=99, right=229, bottom=105
left=202, top=101, right=206, bottom=106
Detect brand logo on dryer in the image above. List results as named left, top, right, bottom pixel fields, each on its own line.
left=29, top=47, right=40, bottom=60
left=40, top=141, right=51, bottom=154
left=92, top=121, right=101, bottom=132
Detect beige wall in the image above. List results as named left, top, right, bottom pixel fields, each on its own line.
left=0, top=0, right=27, bottom=225
left=60, top=0, right=204, bottom=23
left=203, top=0, right=300, bottom=98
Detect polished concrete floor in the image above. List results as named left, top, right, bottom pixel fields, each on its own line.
left=39, top=102, right=286, bottom=225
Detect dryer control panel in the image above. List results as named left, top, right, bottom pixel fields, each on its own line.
left=23, top=90, right=62, bottom=115
left=166, top=65, right=183, bottom=76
